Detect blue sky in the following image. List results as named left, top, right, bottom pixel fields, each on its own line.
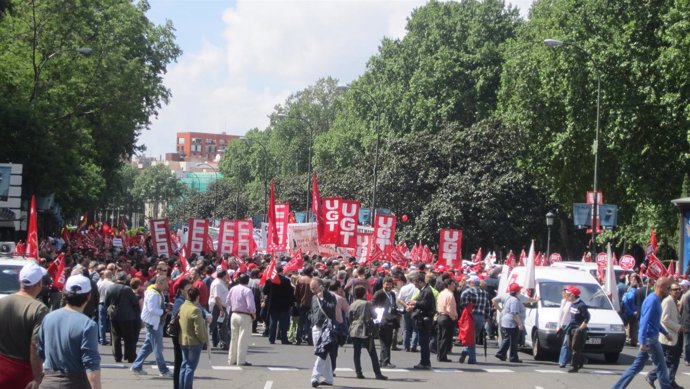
left=140, top=0, right=535, bottom=158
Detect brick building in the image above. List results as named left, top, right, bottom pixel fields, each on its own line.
left=175, top=131, right=239, bottom=161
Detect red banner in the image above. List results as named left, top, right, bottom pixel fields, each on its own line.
left=235, top=219, right=254, bottom=257
left=150, top=219, right=172, bottom=257
left=355, top=231, right=373, bottom=263
left=187, top=218, right=209, bottom=255
left=321, top=197, right=341, bottom=244
left=25, top=195, right=38, bottom=259
left=438, top=228, right=462, bottom=269
left=284, top=248, right=304, bottom=274
left=373, top=214, right=396, bottom=251
left=274, top=202, right=289, bottom=252
left=646, top=254, right=667, bottom=280
left=267, top=180, right=279, bottom=252
left=218, top=220, right=237, bottom=256
left=47, top=253, right=66, bottom=289
left=338, top=200, right=360, bottom=248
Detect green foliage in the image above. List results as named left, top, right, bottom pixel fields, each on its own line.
left=131, top=164, right=186, bottom=214
left=0, top=0, right=180, bottom=216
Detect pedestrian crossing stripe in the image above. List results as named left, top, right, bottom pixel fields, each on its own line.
left=380, top=368, right=409, bottom=372
left=590, top=370, right=615, bottom=375
left=432, top=369, right=463, bottom=373
left=150, top=365, right=174, bottom=370
left=534, top=370, right=565, bottom=374
left=483, top=369, right=514, bottom=373
left=212, top=366, right=243, bottom=370
left=267, top=367, right=299, bottom=371
left=334, top=368, right=354, bottom=372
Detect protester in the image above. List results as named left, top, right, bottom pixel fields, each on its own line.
left=248, top=267, right=263, bottom=333
left=458, top=275, right=490, bottom=364
left=622, top=274, right=641, bottom=347
left=492, top=282, right=524, bottom=363
left=179, top=286, right=208, bottom=389
left=0, top=262, right=48, bottom=389
left=309, top=277, right=336, bottom=387
left=104, top=271, right=141, bottom=363
left=398, top=271, right=419, bottom=352
left=646, top=281, right=685, bottom=389
left=681, top=279, right=690, bottom=367
left=295, top=265, right=315, bottom=345
left=329, top=280, right=350, bottom=372
left=263, top=265, right=295, bottom=344
left=612, top=277, right=673, bottom=389
left=38, top=274, right=102, bottom=389
left=131, top=275, right=173, bottom=377
left=556, top=287, right=572, bottom=367
left=372, top=276, right=399, bottom=368
left=563, top=285, right=590, bottom=373
left=226, top=273, right=256, bottom=366
left=406, top=272, right=435, bottom=370
left=209, top=269, right=230, bottom=350
left=172, top=278, right=193, bottom=389
left=96, top=269, right=114, bottom=345
left=436, top=277, right=458, bottom=362
left=349, top=285, right=388, bottom=380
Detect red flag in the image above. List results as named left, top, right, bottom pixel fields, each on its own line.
left=646, top=254, right=667, bottom=280
left=646, top=229, right=658, bottom=259
left=505, top=250, right=516, bottom=270
left=474, top=248, right=483, bottom=264
left=101, top=222, right=113, bottom=236
left=47, top=253, right=66, bottom=289
left=518, top=249, right=526, bottom=266
left=259, top=257, right=280, bottom=286
left=321, top=197, right=342, bottom=245
left=410, top=243, right=419, bottom=261
left=204, top=232, right=215, bottom=257
left=667, top=260, right=676, bottom=276
left=373, top=214, right=396, bottom=251
left=421, top=245, right=433, bottom=264
left=338, top=200, right=360, bottom=248
left=284, top=248, right=304, bottom=274
left=267, top=180, right=280, bottom=252
left=25, top=195, right=38, bottom=259
left=178, top=244, right=189, bottom=274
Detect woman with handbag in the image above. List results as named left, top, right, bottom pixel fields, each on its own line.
left=348, top=285, right=388, bottom=381
left=178, top=286, right=209, bottom=389
left=171, top=279, right=192, bottom=389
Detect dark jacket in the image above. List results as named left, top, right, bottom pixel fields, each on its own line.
left=372, top=289, right=399, bottom=328
left=104, top=282, right=141, bottom=321
left=263, top=275, right=295, bottom=311
left=682, top=292, right=690, bottom=332
left=413, top=284, right=436, bottom=319
left=310, top=290, right=337, bottom=327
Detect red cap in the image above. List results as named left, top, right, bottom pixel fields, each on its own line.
left=509, top=283, right=522, bottom=293
left=565, top=285, right=581, bottom=297
left=247, top=263, right=257, bottom=269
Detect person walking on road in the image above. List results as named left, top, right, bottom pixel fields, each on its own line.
left=398, top=272, right=419, bottom=352
left=104, top=271, right=141, bottom=363
left=225, top=273, right=256, bottom=366
left=349, top=285, right=388, bottom=380
left=458, top=275, right=490, bottom=364
left=172, top=278, right=193, bottom=389
left=646, top=281, right=685, bottom=389
left=131, top=275, right=172, bottom=377
left=435, top=278, right=458, bottom=362
left=406, top=273, right=435, bottom=370
left=97, top=269, right=114, bottom=345
left=309, top=277, right=337, bottom=387
left=178, top=286, right=209, bottom=389
left=263, top=265, right=295, bottom=344
left=209, top=270, right=230, bottom=350
left=493, top=283, right=524, bottom=363
left=611, top=276, right=674, bottom=389
left=37, top=274, right=102, bottom=389
left=372, top=276, right=399, bottom=368
left=0, top=262, right=48, bottom=389
left=564, top=285, right=590, bottom=373
left=295, top=265, right=315, bottom=345
left=556, top=287, right=572, bottom=367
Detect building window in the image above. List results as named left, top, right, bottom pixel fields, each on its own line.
left=178, top=137, right=185, bottom=144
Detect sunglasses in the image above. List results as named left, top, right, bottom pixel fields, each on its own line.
left=671, top=288, right=681, bottom=291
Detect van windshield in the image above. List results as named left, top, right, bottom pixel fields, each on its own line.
left=538, top=281, right=613, bottom=310
left=0, top=264, right=21, bottom=295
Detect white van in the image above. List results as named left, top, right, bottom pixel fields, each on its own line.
left=497, top=266, right=626, bottom=363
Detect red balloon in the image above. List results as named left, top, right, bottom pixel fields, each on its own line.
left=401, top=214, right=408, bottom=223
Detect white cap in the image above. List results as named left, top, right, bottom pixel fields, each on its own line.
left=64, top=274, right=92, bottom=295
left=468, top=275, right=481, bottom=284
left=19, top=262, right=47, bottom=286
left=679, top=280, right=690, bottom=288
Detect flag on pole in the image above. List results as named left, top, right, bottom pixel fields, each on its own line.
left=474, top=248, right=483, bottom=264
left=283, top=248, right=304, bottom=274
left=259, top=256, right=280, bottom=286
left=312, top=171, right=323, bottom=243
left=518, top=249, right=526, bottom=266
left=605, top=243, right=620, bottom=311
left=47, top=252, right=66, bottom=289
left=505, top=250, right=516, bottom=270
left=267, top=180, right=280, bottom=253
left=25, top=195, right=38, bottom=259
left=523, top=240, right=536, bottom=291
left=178, top=244, right=189, bottom=274
left=667, top=260, right=676, bottom=276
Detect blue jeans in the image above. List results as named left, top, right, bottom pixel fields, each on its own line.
left=611, top=338, right=670, bottom=389
left=98, top=303, right=109, bottom=344
left=132, top=323, right=169, bottom=373
left=558, top=331, right=571, bottom=367
left=648, top=334, right=683, bottom=385
left=402, top=312, right=418, bottom=350
left=462, top=314, right=484, bottom=363
left=180, top=344, right=203, bottom=389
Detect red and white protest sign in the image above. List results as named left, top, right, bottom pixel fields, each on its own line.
left=549, top=252, right=562, bottom=264
left=187, top=218, right=209, bottom=255
left=218, top=220, right=237, bottom=256
left=619, top=255, right=635, bottom=271
left=338, top=200, right=360, bottom=248
left=274, top=202, right=289, bottom=252
left=596, top=252, right=608, bottom=268
left=373, top=214, right=396, bottom=251
left=646, top=254, right=667, bottom=280
left=355, top=232, right=373, bottom=263
left=150, top=219, right=172, bottom=257
left=235, top=219, right=254, bottom=257
left=321, top=197, right=341, bottom=244
left=438, top=229, right=462, bottom=269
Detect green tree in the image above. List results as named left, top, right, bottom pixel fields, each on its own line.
left=131, top=164, right=186, bottom=219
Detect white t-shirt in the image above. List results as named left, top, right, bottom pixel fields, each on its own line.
left=209, top=278, right=229, bottom=311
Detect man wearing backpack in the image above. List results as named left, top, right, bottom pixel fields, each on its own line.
left=623, top=275, right=641, bottom=347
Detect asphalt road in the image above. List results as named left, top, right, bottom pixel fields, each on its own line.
left=98, top=331, right=690, bottom=389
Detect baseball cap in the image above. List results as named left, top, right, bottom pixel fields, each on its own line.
left=19, top=262, right=47, bottom=286
left=64, top=274, right=92, bottom=295
left=509, top=283, right=522, bottom=293
left=679, top=280, right=690, bottom=288
left=468, top=275, right=481, bottom=284
left=565, top=285, right=581, bottom=297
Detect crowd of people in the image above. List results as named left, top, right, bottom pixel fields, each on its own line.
left=1, top=245, right=690, bottom=389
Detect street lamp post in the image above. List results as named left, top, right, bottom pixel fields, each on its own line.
left=545, top=38, right=602, bottom=259
left=546, top=211, right=555, bottom=260
left=31, top=47, right=92, bottom=102
left=196, top=162, right=218, bottom=226
left=275, top=113, right=316, bottom=219
left=336, top=85, right=382, bottom=222
left=240, top=136, right=271, bottom=222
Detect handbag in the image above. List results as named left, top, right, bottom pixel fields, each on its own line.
left=106, top=285, right=124, bottom=318
left=167, top=312, right=181, bottom=338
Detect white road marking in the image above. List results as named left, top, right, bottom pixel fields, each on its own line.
left=535, top=386, right=544, bottom=389
left=334, top=368, right=354, bottom=372
left=212, top=366, right=242, bottom=370
left=267, top=367, right=300, bottom=371
left=264, top=380, right=273, bottom=389
left=483, top=369, right=514, bottom=373
left=534, top=369, right=565, bottom=374
left=432, top=368, right=462, bottom=373
left=150, top=365, right=174, bottom=370
left=380, top=368, right=410, bottom=372
left=590, top=370, right=615, bottom=375
left=101, top=363, right=127, bottom=369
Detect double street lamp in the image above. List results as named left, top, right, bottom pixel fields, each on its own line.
left=544, top=38, right=602, bottom=258
left=336, top=85, right=382, bottom=222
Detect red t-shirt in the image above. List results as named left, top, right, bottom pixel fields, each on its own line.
left=193, top=279, right=209, bottom=308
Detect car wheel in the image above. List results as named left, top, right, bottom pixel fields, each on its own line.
left=532, top=331, right=547, bottom=361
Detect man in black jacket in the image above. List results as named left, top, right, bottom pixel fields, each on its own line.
left=406, top=273, right=435, bottom=370
left=263, top=265, right=295, bottom=344
left=104, top=271, right=141, bottom=363
left=372, top=276, right=399, bottom=368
